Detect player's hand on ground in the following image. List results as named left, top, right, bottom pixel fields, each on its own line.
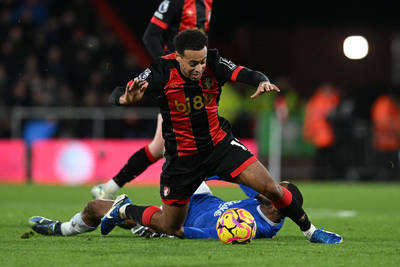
left=250, top=81, right=280, bottom=99
left=119, top=78, right=148, bottom=104
left=131, top=224, right=153, bottom=237
left=131, top=224, right=176, bottom=239
left=131, top=224, right=163, bottom=238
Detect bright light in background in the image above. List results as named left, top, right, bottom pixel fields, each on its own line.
left=343, top=35, right=369, bottom=60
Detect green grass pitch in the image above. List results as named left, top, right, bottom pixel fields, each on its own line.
left=1, top=182, right=399, bottom=266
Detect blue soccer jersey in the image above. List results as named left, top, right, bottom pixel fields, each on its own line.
left=183, top=193, right=285, bottom=239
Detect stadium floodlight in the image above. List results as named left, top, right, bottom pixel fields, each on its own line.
left=343, top=35, right=369, bottom=60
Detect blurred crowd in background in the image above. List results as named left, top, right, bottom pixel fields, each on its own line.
left=0, top=0, right=399, bottom=181
left=0, top=0, right=151, bottom=138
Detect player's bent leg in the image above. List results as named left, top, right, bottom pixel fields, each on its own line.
left=81, top=200, right=113, bottom=227
left=235, top=160, right=283, bottom=201
left=235, top=161, right=316, bottom=239
left=29, top=206, right=103, bottom=237
left=29, top=200, right=113, bottom=236
left=106, top=197, right=188, bottom=237
left=60, top=212, right=97, bottom=236
left=146, top=113, right=165, bottom=159
left=149, top=203, right=188, bottom=236
left=91, top=114, right=165, bottom=200
left=90, top=142, right=161, bottom=200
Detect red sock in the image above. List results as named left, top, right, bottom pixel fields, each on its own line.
left=144, top=145, right=158, bottom=163
left=142, top=206, right=161, bottom=226
left=272, top=186, right=293, bottom=209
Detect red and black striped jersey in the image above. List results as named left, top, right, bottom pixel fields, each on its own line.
left=140, top=49, right=248, bottom=158
left=143, top=0, right=213, bottom=59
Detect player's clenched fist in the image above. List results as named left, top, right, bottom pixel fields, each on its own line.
left=120, top=78, right=149, bottom=104
left=250, top=81, right=280, bottom=99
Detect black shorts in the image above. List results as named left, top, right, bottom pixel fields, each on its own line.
left=160, top=135, right=257, bottom=205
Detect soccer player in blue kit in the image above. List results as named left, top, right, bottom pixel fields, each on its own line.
left=29, top=181, right=299, bottom=240
left=179, top=182, right=289, bottom=239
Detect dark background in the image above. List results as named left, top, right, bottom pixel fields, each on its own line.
left=1, top=0, right=398, bottom=180
left=111, top=0, right=400, bottom=118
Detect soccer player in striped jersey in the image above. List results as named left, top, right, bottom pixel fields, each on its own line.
left=91, top=0, right=214, bottom=200
left=143, top=0, right=213, bottom=59
left=100, top=29, right=342, bottom=244
left=30, top=29, right=342, bottom=244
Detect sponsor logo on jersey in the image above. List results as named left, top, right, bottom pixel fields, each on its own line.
left=219, top=57, right=237, bottom=70
left=214, top=200, right=242, bottom=217
left=202, top=76, right=212, bottom=89
left=174, top=94, right=214, bottom=115
left=138, top=68, right=151, bottom=80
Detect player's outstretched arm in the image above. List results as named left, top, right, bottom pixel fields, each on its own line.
left=119, top=78, right=149, bottom=104
left=108, top=78, right=148, bottom=106
left=225, top=62, right=280, bottom=98
left=250, top=81, right=280, bottom=99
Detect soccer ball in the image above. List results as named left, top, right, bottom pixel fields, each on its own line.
left=216, top=208, right=257, bottom=244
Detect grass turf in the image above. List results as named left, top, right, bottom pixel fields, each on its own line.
left=1, top=182, right=399, bottom=266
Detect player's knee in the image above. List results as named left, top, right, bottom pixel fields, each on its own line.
left=161, top=223, right=181, bottom=236
left=83, top=200, right=103, bottom=220
left=259, top=181, right=282, bottom=201
left=147, top=143, right=164, bottom=160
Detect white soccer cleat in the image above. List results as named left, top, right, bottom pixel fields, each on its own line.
left=90, top=184, right=115, bottom=200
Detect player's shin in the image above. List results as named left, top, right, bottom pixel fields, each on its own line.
left=123, top=205, right=161, bottom=228
left=112, top=145, right=158, bottom=187
left=272, top=186, right=312, bottom=232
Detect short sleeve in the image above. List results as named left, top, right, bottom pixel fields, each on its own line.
left=150, top=0, right=183, bottom=30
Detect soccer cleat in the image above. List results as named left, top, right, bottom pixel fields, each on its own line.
left=309, top=228, right=343, bottom=244
left=100, top=194, right=132, bottom=235
left=90, top=184, right=115, bottom=200
left=29, top=216, right=62, bottom=236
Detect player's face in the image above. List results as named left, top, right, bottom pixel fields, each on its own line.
left=176, top=47, right=207, bottom=81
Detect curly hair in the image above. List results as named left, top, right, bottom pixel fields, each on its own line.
left=173, top=29, right=208, bottom=55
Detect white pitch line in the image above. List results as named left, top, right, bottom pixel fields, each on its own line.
left=306, top=209, right=357, bottom=218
